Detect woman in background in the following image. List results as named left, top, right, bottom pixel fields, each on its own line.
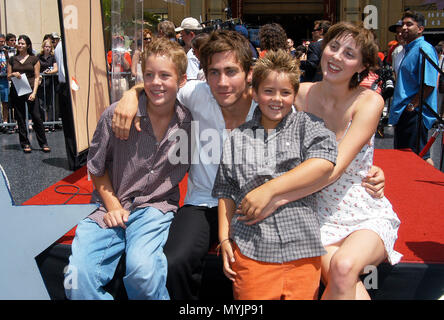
left=8, top=35, right=50, bottom=153
left=131, top=29, right=153, bottom=84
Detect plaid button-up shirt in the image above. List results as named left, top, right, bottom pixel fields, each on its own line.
left=87, top=92, right=192, bottom=229
left=212, top=107, right=337, bottom=263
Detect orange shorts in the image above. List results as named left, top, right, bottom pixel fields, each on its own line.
left=231, top=243, right=321, bottom=300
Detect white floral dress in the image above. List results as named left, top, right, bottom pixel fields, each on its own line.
left=317, top=135, right=403, bottom=264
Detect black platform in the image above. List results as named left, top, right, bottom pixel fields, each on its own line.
left=36, top=243, right=444, bottom=300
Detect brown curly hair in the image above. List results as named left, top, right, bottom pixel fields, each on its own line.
left=259, top=23, right=288, bottom=51
left=322, top=22, right=379, bottom=89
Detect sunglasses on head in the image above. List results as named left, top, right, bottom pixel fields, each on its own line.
left=144, top=37, right=152, bottom=41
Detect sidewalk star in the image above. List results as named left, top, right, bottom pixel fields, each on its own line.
left=0, top=166, right=98, bottom=299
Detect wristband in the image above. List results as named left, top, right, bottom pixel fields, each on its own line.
left=216, top=238, right=232, bottom=256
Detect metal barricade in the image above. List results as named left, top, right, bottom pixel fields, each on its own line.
left=1, top=74, right=62, bottom=132
left=40, top=73, right=62, bottom=130
left=418, top=48, right=444, bottom=170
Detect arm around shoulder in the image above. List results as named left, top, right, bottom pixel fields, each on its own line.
left=112, top=83, right=145, bottom=139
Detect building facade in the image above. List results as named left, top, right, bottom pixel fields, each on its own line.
left=1, top=0, right=442, bottom=53
left=0, top=0, right=61, bottom=50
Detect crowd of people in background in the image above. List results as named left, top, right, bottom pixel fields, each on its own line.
left=105, top=13, right=443, bottom=162
left=1, top=12, right=443, bottom=156
left=0, top=31, right=63, bottom=154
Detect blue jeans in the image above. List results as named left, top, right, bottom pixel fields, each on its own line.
left=64, top=206, right=174, bottom=300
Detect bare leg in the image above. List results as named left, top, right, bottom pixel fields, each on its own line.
left=1, top=102, right=8, bottom=123
left=320, top=230, right=386, bottom=300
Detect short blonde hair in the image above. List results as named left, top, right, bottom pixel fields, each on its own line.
left=142, top=37, right=187, bottom=78
left=252, top=49, right=301, bottom=94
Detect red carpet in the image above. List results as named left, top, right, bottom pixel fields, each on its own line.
left=24, top=150, right=444, bottom=264
left=373, top=149, right=444, bottom=264
left=23, top=167, right=188, bottom=246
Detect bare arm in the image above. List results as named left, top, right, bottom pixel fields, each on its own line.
left=45, top=61, right=58, bottom=74
left=29, top=61, right=40, bottom=101
left=239, top=90, right=385, bottom=224
left=297, top=84, right=385, bottom=197
left=7, top=61, right=21, bottom=80
left=407, top=85, right=434, bottom=110
left=131, top=50, right=140, bottom=77
left=239, top=158, right=334, bottom=225
left=111, top=82, right=145, bottom=139
left=90, top=170, right=129, bottom=229
left=218, top=198, right=237, bottom=281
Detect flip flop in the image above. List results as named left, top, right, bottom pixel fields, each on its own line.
left=23, top=145, right=32, bottom=153
left=42, top=145, right=51, bottom=153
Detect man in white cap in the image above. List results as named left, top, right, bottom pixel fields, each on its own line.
left=51, top=32, right=61, bottom=48
left=175, top=17, right=203, bottom=80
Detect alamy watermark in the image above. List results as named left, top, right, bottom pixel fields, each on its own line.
left=63, top=5, right=78, bottom=30
left=363, top=5, right=379, bottom=30
left=167, top=122, right=278, bottom=173
left=63, top=264, right=78, bottom=290
left=363, top=264, right=378, bottom=290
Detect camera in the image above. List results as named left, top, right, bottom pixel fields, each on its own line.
left=377, top=64, right=395, bottom=101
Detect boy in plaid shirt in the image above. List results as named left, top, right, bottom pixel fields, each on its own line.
left=212, top=50, right=337, bottom=300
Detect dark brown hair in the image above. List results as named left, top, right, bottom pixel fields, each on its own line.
left=259, top=23, right=288, bottom=51
left=199, top=29, right=253, bottom=77
left=322, top=22, right=379, bottom=89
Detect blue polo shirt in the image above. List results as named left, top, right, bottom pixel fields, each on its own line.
left=390, top=36, right=438, bottom=130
